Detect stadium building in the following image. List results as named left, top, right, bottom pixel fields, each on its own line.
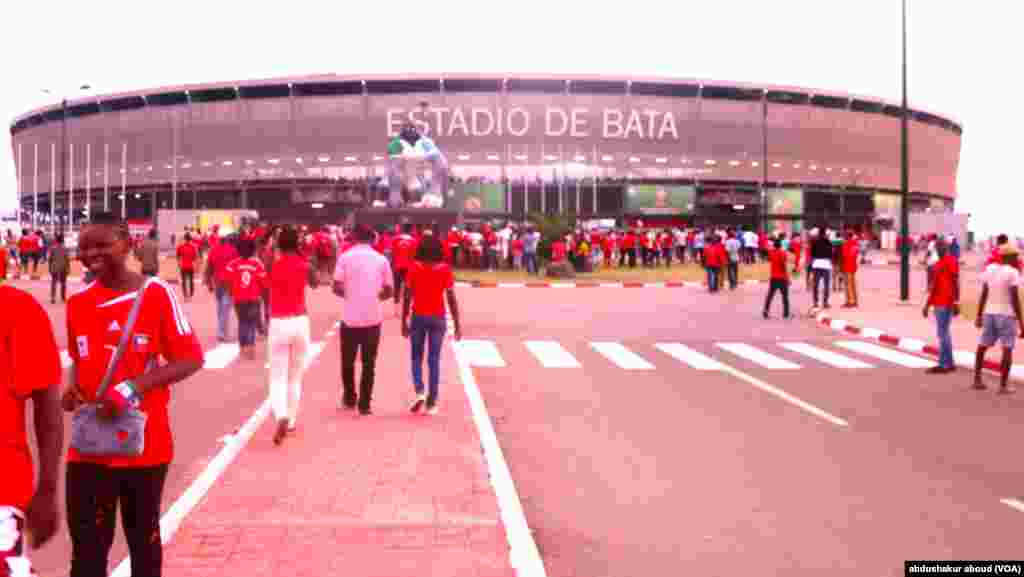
left=8, top=74, right=961, bottom=235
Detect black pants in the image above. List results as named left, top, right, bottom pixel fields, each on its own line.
left=235, top=300, right=261, bottom=347
left=51, top=271, right=67, bottom=302
left=261, top=289, right=270, bottom=333
left=812, top=268, right=831, bottom=307
left=180, top=270, right=195, bottom=298
left=764, top=279, right=790, bottom=317
left=340, top=323, right=382, bottom=411
left=392, top=269, right=407, bottom=304
left=66, top=462, right=169, bottom=577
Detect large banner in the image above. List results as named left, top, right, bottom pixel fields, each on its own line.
left=625, top=185, right=695, bottom=214
left=766, top=188, right=803, bottom=215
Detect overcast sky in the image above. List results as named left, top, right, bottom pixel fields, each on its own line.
left=2, top=0, right=1019, bottom=235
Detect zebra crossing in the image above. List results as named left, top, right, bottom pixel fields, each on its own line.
left=454, top=338, right=936, bottom=372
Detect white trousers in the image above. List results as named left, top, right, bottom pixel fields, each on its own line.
left=268, top=315, right=310, bottom=424
left=0, top=506, right=34, bottom=576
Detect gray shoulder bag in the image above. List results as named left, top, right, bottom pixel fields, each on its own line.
left=70, top=278, right=155, bottom=456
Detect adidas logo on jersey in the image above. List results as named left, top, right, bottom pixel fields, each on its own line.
left=108, top=320, right=121, bottom=332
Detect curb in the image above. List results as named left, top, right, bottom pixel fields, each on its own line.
left=815, top=312, right=1024, bottom=381
left=454, top=279, right=764, bottom=289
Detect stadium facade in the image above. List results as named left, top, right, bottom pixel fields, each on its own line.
left=8, top=74, right=961, bottom=234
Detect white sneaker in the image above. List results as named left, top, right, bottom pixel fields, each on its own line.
left=426, top=405, right=439, bottom=416
left=409, top=394, right=426, bottom=413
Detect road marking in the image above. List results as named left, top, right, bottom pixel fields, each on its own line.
left=898, top=337, right=927, bottom=353
left=524, top=340, right=581, bottom=368
left=453, top=339, right=507, bottom=368
left=718, top=357, right=849, bottom=428
left=498, top=282, right=526, bottom=288
left=1001, top=498, right=1024, bottom=513
left=716, top=343, right=801, bottom=370
left=599, top=282, right=623, bottom=288
left=452, top=338, right=548, bottom=577
left=644, top=282, right=666, bottom=288
left=589, top=342, right=655, bottom=370
left=861, top=327, right=884, bottom=339
left=833, top=340, right=934, bottom=368
left=202, top=343, right=240, bottom=369
left=829, top=319, right=848, bottom=331
left=654, top=342, right=727, bottom=370
left=110, top=331, right=332, bottom=577
left=779, top=342, right=875, bottom=369
left=549, top=282, right=575, bottom=288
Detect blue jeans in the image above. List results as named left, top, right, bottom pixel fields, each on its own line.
left=410, top=314, right=446, bottom=403
left=812, top=268, right=831, bottom=306
left=524, top=252, right=538, bottom=275
left=727, top=261, right=738, bottom=289
left=706, top=266, right=719, bottom=292
left=215, top=285, right=233, bottom=340
left=933, top=307, right=954, bottom=368
left=235, top=301, right=260, bottom=347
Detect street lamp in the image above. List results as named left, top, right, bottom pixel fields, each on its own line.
left=42, top=84, right=91, bottom=232
left=899, top=0, right=910, bottom=301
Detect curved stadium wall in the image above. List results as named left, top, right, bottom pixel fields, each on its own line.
left=8, top=74, right=961, bottom=232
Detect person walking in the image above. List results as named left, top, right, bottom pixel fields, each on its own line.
left=257, top=232, right=276, bottom=337
left=921, top=238, right=959, bottom=375
left=62, top=212, right=203, bottom=577
left=176, top=232, right=199, bottom=302
left=266, top=227, right=312, bottom=444
left=0, top=285, right=64, bottom=576
left=135, top=229, right=160, bottom=278
left=204, top=234, right=239, bottom=342
left=401, top=235, right=463, bottom=415
left=225, top=238, right=268, bottom=361
left=809, top=228, right=834, bottom=309
left=704, top=235, right=723, bottom=293
left=49, top=231, right=71, bottom=304
left=390, top=223, right=418, bottom=318
left=841, top=230, right=860, bottom=308
left=763, top=238, right=791, bottom=319
left=972, top=244, right=1024, bottom=393
left=724, top=230, right=741, bottom=290
left=333, top=224, right=394, bottom=416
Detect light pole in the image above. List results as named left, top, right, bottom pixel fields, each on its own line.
left=899, top=0, right=910, bottom=301
left=42, top=84, right=91, bottom=232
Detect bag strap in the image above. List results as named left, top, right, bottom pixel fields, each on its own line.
left=95, top=277, right=157, bottom=400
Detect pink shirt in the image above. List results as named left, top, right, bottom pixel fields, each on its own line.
left=333, top=243, right=393, bottom=328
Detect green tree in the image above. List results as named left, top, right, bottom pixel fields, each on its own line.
left=527, top=212, right=577, bottom=264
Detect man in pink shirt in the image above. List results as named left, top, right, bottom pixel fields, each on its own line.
left=333, top=225, right=394, bottom=415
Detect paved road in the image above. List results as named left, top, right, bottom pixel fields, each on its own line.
left=456, top=283, right=1024, bottom=576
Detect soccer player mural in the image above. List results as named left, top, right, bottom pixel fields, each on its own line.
left=386, top=123, right=449, bottom=208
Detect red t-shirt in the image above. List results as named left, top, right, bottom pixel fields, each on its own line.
left=704, top=244, right=723, bottom=267
left=17, top=235, right=37, bottom=254
left=0, top=287, right=62, bottom=511
left=0, top=246, right=7, bottom=278
left=512, top=239, right=524, bottom=255
left=407, top=261, right=454, bottom=317
left=207, top=243, right=240, bottom=284
left=392, top=234, right=418, bottom=272
left=269, top=253, right=308, bottom=318
left=551, top=241, right=567, bottom=262
left=841, top=240, right=859, bottom=273
left=375, top=233, right=392, bottom=255
left=225, top=257, right=268, bottom=303
left=622, top=233, right=636, bottom=250
left=660, top=234, right=673, bottom=249
left=67, top=279, right=203, bottom=467
left=177, top=242, right=199, bottom=272
left=768, top=249, right=790, bottom=281
left=928, top=254, right=960, bottom=308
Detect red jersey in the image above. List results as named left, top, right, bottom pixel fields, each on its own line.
left=0, top=246, right=7, bottom=278
left=704, top=244, right=723, bottom=267
left=207, top=242, right=239, bottom=284
left=407, top=261, right=454, bottom=317
left=512, top=238, right=524, bottom=255
left=391, top=234, right=418, bottom=272
left=660, top=233, right=673, bottom=249
left=66, top=279, right=203, bottom=467
left=0, top=287, right=62, bottom=511
left=768, top=249, right=790, bottom=281
left=622, top=233, right=636, bottom=250
left=17, top=235, right=38, bottom=254
left=446, top=230, right=461, bottom=249
left=177, top=241, right=199, bottom=272
left=928, top=254, right=960, bottom=308
left=269, top=253, right=308, bottom=318
left=551, top=241, right=567, bottom=262
left=375, top=233, right=392, bottom=255
left=841, top=240, right=859, bottom=273
left=224, top=257, right=268, bottom=303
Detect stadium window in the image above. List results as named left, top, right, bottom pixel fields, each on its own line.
left=291, top=81, right=363, bottom=97
left=700, top=85, right=762, bottom=101
left=188, top=87, right=238, bottom=103
left=765, top=91, right=809, bottom=105
left=570, top=80, right=627, bottom=95
left=365, top=79, right=441, bottom=94
left=630, top=82, right=699, bottom=98
left=67, top=102, right=101, bottom=118
left=506, top=78, right=566, bottom=94
left=40, top=108, right=65, bottom=124
left=27, top=114, right=44, bottom=128
left=238, top=84, right=291, bottom=99
left=881, top=104, right=905, bottom=118
left=101, top=96, right=146, bottom=113
left=850, top=99, right=884, bottom=114
left=809, top=95, right=849, bottom=110
left=442, top=78, right=502, bottom=93
left=146, top=91, right=189, bottom=107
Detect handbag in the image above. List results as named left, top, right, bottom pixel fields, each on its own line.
left=69, top=278, right=155, bottom=456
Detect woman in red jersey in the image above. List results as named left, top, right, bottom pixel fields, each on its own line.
left=62, top=212, right=203, bottom=577
left=267, top=226, right=311, bottom=445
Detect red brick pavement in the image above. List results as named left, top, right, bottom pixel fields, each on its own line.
left=161, top=330, right=515, bottom=577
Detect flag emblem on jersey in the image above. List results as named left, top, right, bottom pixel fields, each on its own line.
left=133, top=334, right=151, bottom=354
left=76, top=335, right=89, bottom=359
left=108, top=320, right=121, bottom=332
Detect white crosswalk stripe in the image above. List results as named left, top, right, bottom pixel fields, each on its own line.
left=524, top=341, right=581, bottom=368
left=454, top=339, right=507, bottom=368
left=833, top=340, right=934, bottom=368
left=203, top=343, right=241, bottom=369
left=715, top=343, right=802, bottom=370
left=779, top=342, right=875, bottom=369
left=654, top=343, right=727, bottom=370
left=589, top=341, right=655, bottom=370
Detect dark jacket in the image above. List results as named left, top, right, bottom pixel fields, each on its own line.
left=49, top=244, right=70, bottom=276
left=810, top=236, right=834, bottom=261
